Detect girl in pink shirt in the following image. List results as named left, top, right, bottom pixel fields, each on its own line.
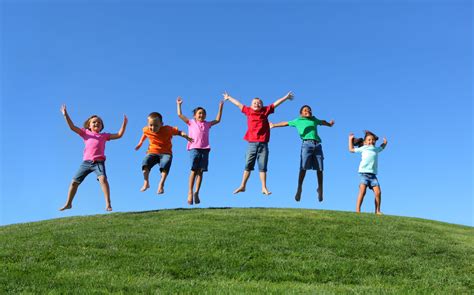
left=59, top=105, right=127, bottom=212
left=177, top=97, right=223, bottom=205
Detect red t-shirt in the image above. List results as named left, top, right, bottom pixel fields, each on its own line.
left=241, top=104, right=275, bottom=143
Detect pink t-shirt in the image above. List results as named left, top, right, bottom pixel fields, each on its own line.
left=187, top=119, right=212, bottom=150
left=241, top=104, right=275, bottom=143
left=79, top=128, right=111, bottom=161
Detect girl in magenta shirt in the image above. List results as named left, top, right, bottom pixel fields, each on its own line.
left=59, top=105, right=127, bottom=211
left=177, top=97, right=223, bottom=205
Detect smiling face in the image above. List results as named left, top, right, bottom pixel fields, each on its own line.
left=300, top=106, right=312, bottom=118
left=251, top=98, right=263, bottom=111
left=147, top=117, right=163, bottom=133
left=364, top=135, right=376, bottom=146
left=193, top=108, right=207, bottom=122
left=86, top=116, right=104, bottom=133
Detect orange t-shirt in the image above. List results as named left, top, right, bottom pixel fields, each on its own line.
left=143, top=125, right=179, bottom=155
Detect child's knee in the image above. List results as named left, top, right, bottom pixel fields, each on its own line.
left=98, top=176, right=108, bottom=184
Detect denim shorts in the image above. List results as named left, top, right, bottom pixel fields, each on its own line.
left=72, top=160, right=107, bottom=184
left=245, top=142, right=269, bottom=172
left=300, top=140, right=324, bottom=171
left=359, top=173, right=379, bottom=189
left=142, top=153, right=172, bottom=172
left=190, top=148, right=210, bottom=172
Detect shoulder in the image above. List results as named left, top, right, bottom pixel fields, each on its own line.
left=241, top=105, right=250, bottom=114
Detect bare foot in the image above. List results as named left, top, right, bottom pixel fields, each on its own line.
left=194, top=192, right=201, bottom=204
left=317, top=187, right=323, bottom=202
left=233, top=186, right=246, bottom=194
left=59, top=204, right=72, bottom=211
left=262, top=188, right=272, bottom=195
left=157, top=185, right=164, bottom=194
left=376, top=211, right=383, bottom=215
left=106, top=207, right=112, bottom=211
left=295, top=188, right=302, bottom=202
left=140, top=182, right=150, bottom=192
left=187, top=192, right=193, bottom=205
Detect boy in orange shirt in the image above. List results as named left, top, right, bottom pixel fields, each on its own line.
left=135, top=112, right=193, bottom=194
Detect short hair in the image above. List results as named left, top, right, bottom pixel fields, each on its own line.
left=83, top=115, right=104, bottom=132
left=252, top=97, right=263, bottom=104
left=148, top=112, right=162, bottom=122
left=299, top=105, right=312, bottom=114
left=193, top=107, right=206, bottom=115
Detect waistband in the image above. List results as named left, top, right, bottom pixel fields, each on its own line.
left=302, top=139, right=320, bottom=144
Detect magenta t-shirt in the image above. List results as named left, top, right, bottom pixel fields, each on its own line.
left=187, top=119, right=212, bottom=150
left=79, top=128, right=111, bottom=161
left=241, top=104, right=275, bottom=143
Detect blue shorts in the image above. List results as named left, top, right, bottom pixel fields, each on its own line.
left=190, top=149, right=210, bottom=172
left=245, top=142, right=269, bottom=172
left=300, top=140, right=324, bottom=171
left=142, top=153, right=172, bottom=173
left=359, top=173, right=379, bottom=189
left=72, top=160, right=107, bottom=184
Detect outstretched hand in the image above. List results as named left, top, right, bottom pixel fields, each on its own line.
left=60, top=104, right=67, bottom=115
left=285, top=91, right=295, bottom=100
left=177, top=97, right=183, bottom=105
left=222, top=91, right=230, bottom=101
left=328, top=120, right=335, bottom=127
left=383, top=137, right=388, bottom=145
left=349, top=133, right=354, bottom=139
left=269, top=122, right=275, bottom=129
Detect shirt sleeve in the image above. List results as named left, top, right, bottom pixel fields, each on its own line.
left=241, top=105, right=250, bottom=115
left=353, top=147, right=363, bottom=153
left=288, top=118, right=297, bottom=127
left=266, top=104, right=275, bottom=115
left=78, top=128, right=87, bottom=138
left=170, top=126, right=180, bottom=136
left=313, top=116, right=322, bottom=125
left=104, top=133, right=111, bottom=141
left=375, top=146, right=384, bottom=153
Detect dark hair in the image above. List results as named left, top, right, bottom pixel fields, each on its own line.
left=83, top=115, right=104, bottom=132
left=352, top=130, right=379, bottom=147
left=299, top=105, right=312, bottom=114
left=148, top=112, right=163, bottom=122
left=193, top=107, right=206, bottom=115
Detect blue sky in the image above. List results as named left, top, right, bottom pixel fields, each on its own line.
left=1, top=0, right=472, bottom=226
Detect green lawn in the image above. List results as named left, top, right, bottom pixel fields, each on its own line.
left=1, top=208, right=472, bottom=293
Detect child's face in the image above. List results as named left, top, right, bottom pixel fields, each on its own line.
left=300, top=107, right=312, bottom=118
left=88, top=117, right=103, bottom=133
left=364, top=135, right=376, bottom=146
left=194, top=109, right=206, bottom=122
left=251, top=99, right=263, bottom=111
left=147, top=117, right=163, bottom=133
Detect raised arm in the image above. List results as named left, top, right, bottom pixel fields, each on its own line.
left=60, top=104, right=82, bottom=135
left=381, top=137, right=388, bottom=149
left=348, top=133, right=355, bottom=153
left=270, top=121, right=289, bottom=128
left=273, top=91, right=294, bottom=108
left=223, top=91, right=243, bottom=111
left=210, top=100, right=224, bottom=126
left=110, top=115, right=128, bottom=140
left=176, top=97, right=190, bottom=124
left=321, top=120, right=335, bottom=127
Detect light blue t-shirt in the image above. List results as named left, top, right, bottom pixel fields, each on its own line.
left=353, top=145, right=384, bottom=174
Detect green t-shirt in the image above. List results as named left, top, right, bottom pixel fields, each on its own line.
left=288, top=116, right=322, bottom=142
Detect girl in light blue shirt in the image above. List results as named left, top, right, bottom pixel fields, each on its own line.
left=349, top=131, right=388, bottom=215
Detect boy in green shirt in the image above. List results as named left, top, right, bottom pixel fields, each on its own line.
left=271, top=105, right=334, bottom=202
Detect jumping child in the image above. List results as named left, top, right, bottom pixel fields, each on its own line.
left=271, top=105, right=334, bottom=202
left=135, top=112, right=192, bottom=194
left=59, top=104, right=128, bottom=211
left=348, top=131, right=388, bottom=215
left=176, top=97, right=224, bottom=205
left=223, top=91, right=293, bottom=195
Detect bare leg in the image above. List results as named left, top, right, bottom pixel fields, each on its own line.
left=317, top=171, right=323, bottom=202
left=98, top=176, right=112, bottom=211
left=194, top=171, right=203, bottom=204
left=373, top=186, right=382, bottom=215
left=356, top=184, right=368, bottom=213
left=188, top=170, right=196, bottom=205
left=233, top=170, right=250, bottom=194
left=157, top=171, right=168, bottom=194
left=140, top=168, right=150, bottom=192
left=60, top=181, right=80, bottom=211
left=260, top=172, right=271, bottom=195
left=295, top=170, right=306, bottom=201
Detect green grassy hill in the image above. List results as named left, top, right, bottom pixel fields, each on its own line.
left=1, top=208, right=472, bottom=293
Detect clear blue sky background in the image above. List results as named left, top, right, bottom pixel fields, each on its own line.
left=1, top=0, right=472, bottom=226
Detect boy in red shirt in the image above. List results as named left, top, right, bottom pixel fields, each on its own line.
left=135, top=112, right=192, bottom=194
left=223, top=91, right=293, bottom=195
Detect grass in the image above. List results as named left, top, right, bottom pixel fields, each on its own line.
left=1, top=208, right=473, bottom=293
